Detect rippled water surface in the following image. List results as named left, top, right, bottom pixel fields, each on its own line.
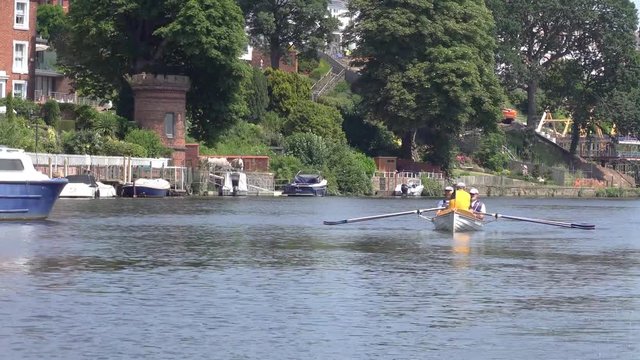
left=0, top=196, right=638, bottom=359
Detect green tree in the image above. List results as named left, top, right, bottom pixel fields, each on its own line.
left=531, top=0, right=639, bottom=153
left=43, top=100, right=61, bottom=129
left=284, top=101, right=346, bottom=143
left=265, top=68, right=312, bottom=115
left=345, top=0, right=503, bottom=174
left=245, top=67, right=269, bottom=123
left=36, top=3, right=65, bottom=40
left=487, top=0, right=638, bottom=129
left=238, top=0, right=339, bottom=69
left=52, top=0, right=248, bottom=144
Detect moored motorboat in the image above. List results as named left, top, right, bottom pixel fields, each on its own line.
left=121, top=178, right=170, bottom=198
left=393, top=178, right=424, bottom=196
left=432, top=208, right=483, bottom=233
left=283, top=172, right=327, bottom=197
left=0, top=146, right=68, bottom=220
left=218, top=171, right=248, bottom=196
left=59, top=174, right=100, bottom=199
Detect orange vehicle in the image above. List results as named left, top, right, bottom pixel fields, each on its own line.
left=502, top=108, right=517, bottom=124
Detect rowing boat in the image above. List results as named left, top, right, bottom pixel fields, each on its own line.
left=432, top=208, right=483, bottom=233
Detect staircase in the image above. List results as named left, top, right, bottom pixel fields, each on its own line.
left=311, top=69, right=345, bottom=101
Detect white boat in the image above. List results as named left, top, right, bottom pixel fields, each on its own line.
left=393, top=178, right=424, bottom=196
left=121, top=178, right=170, bottom=198
left=218, top=171, right=248, bottom=196
left=432, top=208, right=483, bottom=233
left=59, top=174, right=116, bottom=198
left=0, top=146, right=67, bottom=220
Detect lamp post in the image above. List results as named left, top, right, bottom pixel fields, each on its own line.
left=30, top=110, right=39, bottom=154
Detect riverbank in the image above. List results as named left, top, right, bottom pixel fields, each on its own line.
left=479, top=185, right=640, bottom=198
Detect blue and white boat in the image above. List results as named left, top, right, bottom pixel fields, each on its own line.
left=282, top=172, right=327, bottom=197
left=121, top=178, right=170, bottom=198
left=0, top=146, right=68, bottom=220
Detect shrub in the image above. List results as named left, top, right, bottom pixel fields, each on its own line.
left=124, top=129, right=172, bottom=158
left=102, top=139, right=147, bottom=157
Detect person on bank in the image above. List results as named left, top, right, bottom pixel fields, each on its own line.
left=437, top=186, right=454, bottom=208
left=469, top=187, right=486, bottom=219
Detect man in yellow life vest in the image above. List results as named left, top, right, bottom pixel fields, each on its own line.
left=448, top=182, right=471, bottom=211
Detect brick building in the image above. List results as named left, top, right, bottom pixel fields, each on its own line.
left=0, top=0, right=70, bottom=101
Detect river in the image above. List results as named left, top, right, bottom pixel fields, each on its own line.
left=0, top=196, right=638, bottom=359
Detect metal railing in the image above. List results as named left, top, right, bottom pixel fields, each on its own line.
left=33, top=90, right=102, bottom=107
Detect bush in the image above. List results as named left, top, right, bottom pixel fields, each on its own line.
left=124, top=129, right=172, bottom=158
left=476, top=131, right=510, bottom=172
left=309, top=59, right=331, bottom=80
left=283, top=100, right=346, bottom=143
left=269, top=154, right=304, bottom=181
left=284, top=132, right=332, bottom=167
left=102, top=139, right=147, bottom=157
left=207, top=121, right=272, bottom=155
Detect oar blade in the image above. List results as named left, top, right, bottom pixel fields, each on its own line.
left=323, top=219, right=347, bottom=226
left=571, top=223, right=596, bottom=230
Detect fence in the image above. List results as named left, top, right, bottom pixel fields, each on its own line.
left=28, top=152, right=190, bottom=192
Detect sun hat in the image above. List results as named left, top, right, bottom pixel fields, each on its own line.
left=456, top=182, right=466, bottom=188
left=469, top=188, right=479, bottom=195
left=445, top=186, right=453, bottom=191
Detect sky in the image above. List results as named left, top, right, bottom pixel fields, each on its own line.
left=635, top=0, right=640, bottom=14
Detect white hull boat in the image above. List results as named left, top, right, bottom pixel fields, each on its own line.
left=393, top=179, right=424, bottom=196
left=432, top=209, right=483, bottom=233
left=60, top=174, right=117, bottom=199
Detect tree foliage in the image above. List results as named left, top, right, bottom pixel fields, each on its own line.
left=238, top=0, right=339, bottom=68
left=265, top=68, right=312, bottom=115
left=245, top=67, right=270, bottom=123
left=52, top=0, right=248, bottom=144
left=488, top=0, right=639, bottom=131
left=36, top=3, right=65, bottom=40
left=345, top=0, right=503, bottom=173
left=283, top=101, right=345, bottom=143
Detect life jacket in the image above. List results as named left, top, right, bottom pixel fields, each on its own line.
left=448, top=190, right=471, bottom=211
left=471, top=200, right=484, bottom=212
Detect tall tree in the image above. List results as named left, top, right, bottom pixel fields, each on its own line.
left=238, top=0, right=339, bottom=69
left=488, top=0, right=638, bottom=129
left=344, top=0, right=504, bottom=173
left=515, top=0, right=639, bottom=153
left=50, top=0, right=249, bottom=144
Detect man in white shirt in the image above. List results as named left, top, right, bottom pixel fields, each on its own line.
left=469, top=187, right=486, bottom=219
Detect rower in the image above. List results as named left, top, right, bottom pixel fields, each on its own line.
left=469, top=187, right=486, bottom=219
left=436, top=186, right=453, bottom=208
left=448, top=182, right=471, bottom=211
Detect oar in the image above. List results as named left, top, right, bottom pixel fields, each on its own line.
left=479, top=212, right=595, bottom=230
left=323, top=207, right=443, bottom=225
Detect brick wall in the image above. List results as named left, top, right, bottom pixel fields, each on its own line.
left=128, top=74, right=191, bottom=166
left=250, top=48, right=298, bottom=73
left=0, top=0, right=38, bottom=99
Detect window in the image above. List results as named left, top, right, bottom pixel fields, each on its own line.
left=13, top=80, right=27, bottom=99
left=14, top=0, right=29, bottom=30
left=0, top=159, right=25, bottom=171
left=13, top=41, right=29, bottom=74
left=0, top=80, right=6, bottom=98
left=164, top=112, right=175, bottom=138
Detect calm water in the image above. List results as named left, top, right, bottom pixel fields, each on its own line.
left=0, top=196, right=638, bottom=360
